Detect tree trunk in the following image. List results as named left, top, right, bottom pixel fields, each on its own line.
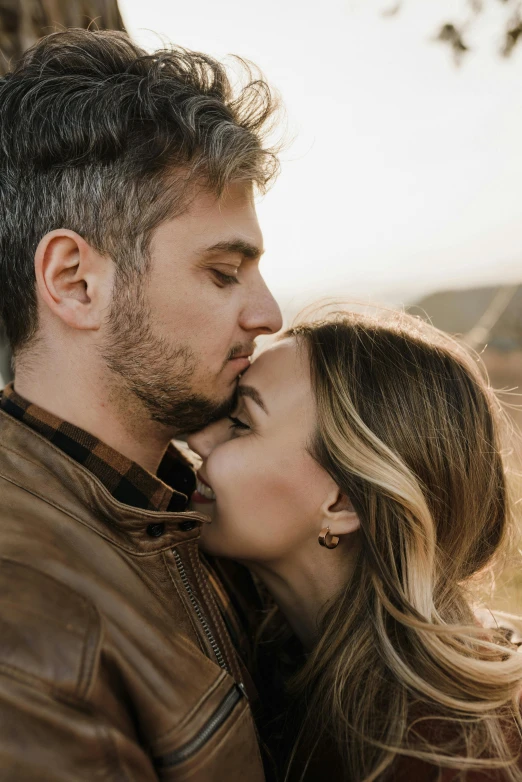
left=0, top=0, right=126, bottom=74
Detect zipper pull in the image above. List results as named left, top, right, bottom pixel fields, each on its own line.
left=237, top=681, right=249, bottom=701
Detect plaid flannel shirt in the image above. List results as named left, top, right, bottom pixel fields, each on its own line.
left=0, top=382, right=195, bottom=511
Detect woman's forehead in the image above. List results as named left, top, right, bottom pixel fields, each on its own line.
left=241, top=338, right=312, bottom=412
left=246, top=339, right=298, bottom=381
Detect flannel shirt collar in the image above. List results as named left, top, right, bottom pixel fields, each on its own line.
left=0, top=383, right=196, bottom=512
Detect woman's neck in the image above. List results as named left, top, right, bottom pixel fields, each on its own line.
left=250, top=545, right=358, bottom=650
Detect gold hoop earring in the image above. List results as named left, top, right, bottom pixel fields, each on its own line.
left=318, top=526, right=339, bottom=549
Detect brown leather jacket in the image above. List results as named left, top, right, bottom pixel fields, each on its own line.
left=0, top=409, right=265, bottom=781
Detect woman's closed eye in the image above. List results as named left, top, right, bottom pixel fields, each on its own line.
left=227, top=415, right=250, bottom=432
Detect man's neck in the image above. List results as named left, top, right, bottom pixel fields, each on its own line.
left=14, top=362, right=173, bottom=475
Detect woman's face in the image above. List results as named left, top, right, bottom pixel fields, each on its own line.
left=187, top=338, right=337, bottom=564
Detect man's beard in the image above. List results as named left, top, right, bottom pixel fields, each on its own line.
left=100, top=280, right=235, bottom=433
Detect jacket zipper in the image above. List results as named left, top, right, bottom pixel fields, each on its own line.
left=173, top=547, right=228, bottom=673
left=152, top=683, right=244, bottom=769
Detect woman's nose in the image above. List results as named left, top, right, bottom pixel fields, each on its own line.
left=187, top=418, right=230, bottom=459
left=186, top=428, right=211, bottom=460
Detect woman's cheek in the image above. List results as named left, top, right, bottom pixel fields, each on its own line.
left=201, top=465, right=276, bottom=558
left=202, top=438, right=308, bottom=560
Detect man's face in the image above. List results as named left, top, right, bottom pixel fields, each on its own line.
left=101, top=181, right=282, bottom=433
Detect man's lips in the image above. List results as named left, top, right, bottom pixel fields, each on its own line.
left=227, top=355, right=251, bottom=373
left=224, top=344, right=255, bottom=374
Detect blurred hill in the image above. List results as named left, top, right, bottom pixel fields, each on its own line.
left=410, top=282, right=522, bottom=451
left=410, top=284, right=522, bottom=353
left=410, top=283, right=522, bottom=439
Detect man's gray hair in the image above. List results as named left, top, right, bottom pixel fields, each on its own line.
left=0, top=29, right=280, bottom=353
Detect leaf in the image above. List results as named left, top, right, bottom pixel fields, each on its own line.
left=502, top=21, right=522, bottom=55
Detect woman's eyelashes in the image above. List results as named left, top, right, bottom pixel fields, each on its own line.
left=227, top=414, right=251, bottom=432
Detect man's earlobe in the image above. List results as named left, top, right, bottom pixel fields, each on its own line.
left=34, top=229, right=107, bottom=332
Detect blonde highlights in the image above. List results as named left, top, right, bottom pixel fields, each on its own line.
left=286, top=310, right=522, bottom=781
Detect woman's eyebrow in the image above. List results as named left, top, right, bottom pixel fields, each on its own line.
left=237, top=385, right=268, bottom=414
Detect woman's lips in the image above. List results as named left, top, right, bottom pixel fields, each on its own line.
left=192, top=476, right=216, bottom=504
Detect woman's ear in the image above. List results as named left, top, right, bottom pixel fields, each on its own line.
left=320, top=489, right=360, bottom=538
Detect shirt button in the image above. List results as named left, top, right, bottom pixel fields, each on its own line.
left=146, top=522, right=165, bottom=538
left=179, top=520, right=197, bottom=532
left=168, top=494, right=188, bottom=512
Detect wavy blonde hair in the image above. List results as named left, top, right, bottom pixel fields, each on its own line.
left=285, top=309, right=522, bottom=781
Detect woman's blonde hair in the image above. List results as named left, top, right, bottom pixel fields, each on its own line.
left=285, top=309, right=522, bottom=781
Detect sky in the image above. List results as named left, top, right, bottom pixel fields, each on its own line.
left=120, top=0, right=522, bottom=311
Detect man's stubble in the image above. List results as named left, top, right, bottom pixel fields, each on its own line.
left=100, top=278, right=235, bottom=435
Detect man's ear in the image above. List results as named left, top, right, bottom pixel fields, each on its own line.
left=320, top=489, right=360, bottom=538
left=34, top=229, right=111, bottom=331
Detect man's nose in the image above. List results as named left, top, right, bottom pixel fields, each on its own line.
left=187, top=418, right=231, bottom=459
left=240, top=273, right=283, bottom=336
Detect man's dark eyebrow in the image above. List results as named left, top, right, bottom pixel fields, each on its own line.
left=238, top=385, right=268, bottom=414
left=204, top=240, right=264, bottom=261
